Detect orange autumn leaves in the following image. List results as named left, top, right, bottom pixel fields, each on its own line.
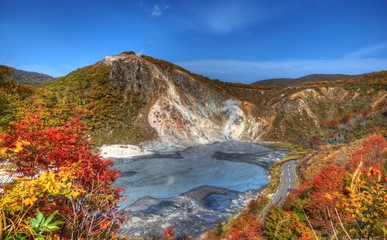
left=0, top=138, right=30, bottom=154
left=0, top=109, right=123, bottom=239
left=286, top=135, right=387, bottom=239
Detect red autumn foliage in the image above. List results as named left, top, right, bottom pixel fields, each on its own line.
left=291, top=135, right=386, bottom=237
left=282, top=181, right=310, bottom=211
left=362, top=110, right=372, bottom=117
left=329, top=119, right=340, bottom=128
left=265, top=134, right=386, bottom=239
left=224, top=212, right=263, bottom=240
left=0, top=112, right=119, bottom=193
left=309, top=135, right=324, bottom=149
left=311, top=164, right=347, bottom=194
left=341, top=114, right=353, bottom=124
left=162, top=226, right=176, bottom=240
left=0, top=110, right=124, bottom=238
left=305, top=164, right=348, bottom=232
left=348, top=135, right=387, bottom=171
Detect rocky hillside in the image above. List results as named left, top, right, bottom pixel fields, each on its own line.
left=36, top=52, right=387, bottom=146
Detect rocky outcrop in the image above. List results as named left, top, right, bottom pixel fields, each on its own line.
left=100, top=53, right=272, bottom=146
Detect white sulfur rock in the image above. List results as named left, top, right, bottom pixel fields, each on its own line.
left=99, top=144, right=153, bottom=158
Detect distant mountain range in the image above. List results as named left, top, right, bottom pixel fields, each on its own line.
left=253, top=73, right=363, bottom=87
left=5, top=66, right=54, bottom=86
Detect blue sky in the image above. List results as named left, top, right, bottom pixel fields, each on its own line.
left=1, top=0, right=387, bottom=83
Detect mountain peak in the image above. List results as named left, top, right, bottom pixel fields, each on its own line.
left=103, top=52, right=140, bottom=65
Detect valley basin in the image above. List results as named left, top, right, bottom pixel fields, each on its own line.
left=110, top=141, right=287, bottom=238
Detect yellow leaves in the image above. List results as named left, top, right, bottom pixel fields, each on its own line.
left=0, top=168, right=83, bottom=214
left=0, top=138, right=7, bottom=155
left=0, top=138, right=30, bottom=155
left=325, top=191, right=340, bottom=200
left=24, top=196, right=37, bottom=206
left=65, top=190, right=81, bottom=199
left=0, top=147, right=6, bottom=154
left=325, top=193, right=333, bottom=200
left=342, top=166, right=387, bottom=236
left=13, top=139, right=30, bottom=153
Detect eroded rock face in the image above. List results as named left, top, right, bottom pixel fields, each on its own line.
left=103, top=54, right=271, bottom=146
left=107, top=55, right=168, bottom=100
left=100, top=53, right=386, bottom=145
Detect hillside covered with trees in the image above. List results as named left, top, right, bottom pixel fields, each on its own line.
left=201, top=132, right=386, bottom=239
left=5, top=66, right=54, bottom=86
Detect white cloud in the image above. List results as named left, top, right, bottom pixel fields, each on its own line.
left=151, top=4, right=168, bottom=17
left=177, top=57, right=387, bottom=83
left=346, top=42, right=387, bottom=58
left=201, top=6, right=254, bottom=34
left=186, top=1, right=272, bottom=35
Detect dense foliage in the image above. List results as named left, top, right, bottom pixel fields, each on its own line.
left=276, top=135, right=387, bottom=239
left=205, top=194, right=268, bottom=239
left=0, top=109, right=124, bottom=239
left=0, top=66, right=34, bottom=133
left=37, top=63, right=153, bottom=145
left=5, top=66, right=54, bottom=87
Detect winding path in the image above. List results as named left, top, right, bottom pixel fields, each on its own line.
left=260, top=160, right=298, bottom=221
left=271, top=159, right=298, bottom=205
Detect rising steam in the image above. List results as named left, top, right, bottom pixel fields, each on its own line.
left=222, top=99, right=239, bottom=140
left=136, top=40, right=154, bottom=57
